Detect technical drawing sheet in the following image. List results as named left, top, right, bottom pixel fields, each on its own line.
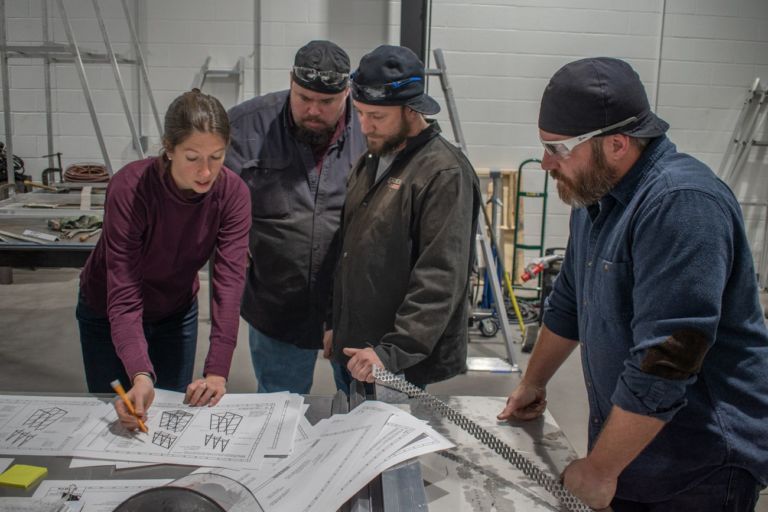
left=72, top=390, right=303, bottom=468
left=32, top=479, right=171, bottom=512
left=215, top=392, right=304, bottom=456
left=68, top=458, right=159, bottom=470
left=311, top=402, right=455, bottom=512
left=0, top=396, right=110, bottom=457
left=250, top=408, right=393, bottom=512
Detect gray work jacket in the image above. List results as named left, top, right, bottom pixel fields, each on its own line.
left=225, top=90, right=365, bottom=348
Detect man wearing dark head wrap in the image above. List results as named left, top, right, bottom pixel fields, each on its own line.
left=225, top=41, right=366, bottom=393
left=498, top=57, right=768, bottom=511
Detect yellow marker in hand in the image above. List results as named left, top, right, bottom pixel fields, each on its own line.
left=110, top=379, right=149, bottom=433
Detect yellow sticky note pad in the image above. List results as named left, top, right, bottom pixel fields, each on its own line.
left=0, top=464, right=48, bottom=489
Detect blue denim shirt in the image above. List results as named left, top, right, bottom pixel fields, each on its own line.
left=543, top=136, right=768, bottom=501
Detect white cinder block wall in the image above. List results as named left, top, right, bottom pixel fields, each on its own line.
left=2, top=0, right=768, bottom=263
left=428, top=0, right=768, bottom=257
left=0, top=0, right=398, bottom=174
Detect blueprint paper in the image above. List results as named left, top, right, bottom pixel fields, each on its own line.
left=114, top=461, right=164, bottom=470
left=295, top=416, right=313, bottom=442
left=0, top=396, right=110, bottom=456
left=202, top=410, right=393, bottom=511
left=250, top=408, right=392, bottom=512
left=72, top=394, right=298, bottom=468
left=68, top=459, right=161, bottom=470
left=0, top=498, right=69, bottom=512
left=216, top=392, right=304, bottom=456
left=202, top=402, right=455, bottom=512
left=151, top=389, right=185, bottom=401
left=32, top=479, right=171, bottom=512
left=68, top=459, right=113, bottom=469
left=313, top=402, right=455, bottom=511
left=0, top=392, right=304, bottom=469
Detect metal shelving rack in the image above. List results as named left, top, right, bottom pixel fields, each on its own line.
left=0, top=0, right=163, bottom=189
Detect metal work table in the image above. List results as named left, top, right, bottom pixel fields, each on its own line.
left=0, top=393, right=578, bottom=511
left=0, top=193, right=102, bottom=269
left=416, top=396, right=576, bottom=511
left=0, top=191, right=106, bottom=216
left=0, top=216, right=97, bottom=268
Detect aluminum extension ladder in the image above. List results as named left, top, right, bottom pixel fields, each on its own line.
left=426, top=49, right=519, bottom=372
left=720, top=78, right=768, bottom=186
left=0, top=0, right=163, bottom=185
left=719, top=78, right=768, bottom=287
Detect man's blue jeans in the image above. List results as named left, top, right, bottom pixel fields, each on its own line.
left=248, top=325, right=318, bottom=394
left=611, top=467, right=763, bottom=512
left=77, top=295, right=198, bottom=393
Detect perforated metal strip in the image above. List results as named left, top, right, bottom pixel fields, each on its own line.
left=373, top=367, right=594, bottom=512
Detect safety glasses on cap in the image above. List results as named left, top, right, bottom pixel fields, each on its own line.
left=350, top=74, right=423, bottom=101
left=540, top=116, right=638, bottom=158
left=292, top=66, right=349, bottom=87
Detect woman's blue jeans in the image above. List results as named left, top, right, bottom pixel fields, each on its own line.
left=77, top=294, right=198, bottom=393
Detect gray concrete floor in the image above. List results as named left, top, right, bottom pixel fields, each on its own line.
left=0, top=268, right=765, bottom=509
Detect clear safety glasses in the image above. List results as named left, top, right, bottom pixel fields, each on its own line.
left=540, top=116, right=638, bottom=158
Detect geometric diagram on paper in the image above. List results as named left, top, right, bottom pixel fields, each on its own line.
left=60, top=484, right=83, bottom=501
left=152, top=431, right=177, bottom=450
left=6, top=429, right=35, bottom=447
left=159, top=410, right=194, bottom=433
left=209, top=412, right=242, bottom=435
left=204, top=433, right=229, bottom=452
left=22, top=407, right=67, bottom=430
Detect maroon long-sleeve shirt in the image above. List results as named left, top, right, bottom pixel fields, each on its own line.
left=80, top=157, right=251, bottom=381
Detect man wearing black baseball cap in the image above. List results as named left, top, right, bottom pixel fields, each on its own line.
left=330, top=45, right=481, bottom=392
left=225, top=40, right=365, bottom=394
left=498, top=57, right=768, bottom=511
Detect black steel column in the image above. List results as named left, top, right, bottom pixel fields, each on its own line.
left=399, top=0, right=430, bottom=63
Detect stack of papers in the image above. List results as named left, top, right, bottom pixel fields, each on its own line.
left=200, top=401, right=454, bottom=512
left=0, top=392, right=454, bottom=511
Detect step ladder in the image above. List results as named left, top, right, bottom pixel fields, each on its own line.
left=194, top=56, right=246, bottom=106
left=426, top=49, right=519, bottom=372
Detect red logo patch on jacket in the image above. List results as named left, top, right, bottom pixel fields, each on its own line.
left=387, top=177, right=402, bottom=190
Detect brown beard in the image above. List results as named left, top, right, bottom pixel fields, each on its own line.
left=367, top=109, right=410, bottom=156
left=552, top=139, right=620, bottom=208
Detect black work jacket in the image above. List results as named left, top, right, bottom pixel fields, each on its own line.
left=225, top=90, right=365, bottom=348
left=332, top=122, right=481, bottom=386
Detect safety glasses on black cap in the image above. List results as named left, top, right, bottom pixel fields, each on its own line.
left=540, top=116, right=638, bottom=158
left=350, top=74, right=423, bottom=101
left=292, top=66, right=349, bottom=87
